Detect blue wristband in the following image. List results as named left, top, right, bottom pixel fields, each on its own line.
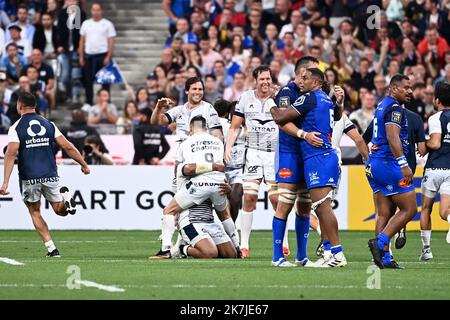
left=396, top=156, right=408, bottom=168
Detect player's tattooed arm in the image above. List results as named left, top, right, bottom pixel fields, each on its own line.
left=0, top=142, right=19, bottom=195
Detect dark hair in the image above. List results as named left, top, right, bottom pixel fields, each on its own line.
left=205, top=74, right=217, bottom=81
left=190, top=115, right=207, bottom=128
left=435, top=81, right=450, bottom=106
left=359, top=57, right=369, bottom=65
left=295, top=56, right=319, bottom=73
left=124, top=100, right=137, bottom=119
left=233, top=71, right=245, bottom=79
left=412, top=82, right=426, bottom=90
left=96, top=88, right=110, bottom=96
left=214, top=60, right=225, bottom=67
left=213, top=99, right=231, bottom=117
left=135, top=87, right=149, bottom=103
left=306, top=68, right=325, bottom=83
left=324, top=67, right=339, bottom=85
left=185, top=76, right=204, bottom=91
left=42, top=12, right=54, bottom=19
left=17, top=4, right=28, bottom=12
left=91, top=2, right=103, bottom=10
left=18, top=92, right=36, bottom=108
left=389, top=74, right=409, bottom=87
left=186, top=65, right=202, bottom=78
left=252, top=65, right=272, bottom=80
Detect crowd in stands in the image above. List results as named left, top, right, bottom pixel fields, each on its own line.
left=2, top=0, right=450, bottom=165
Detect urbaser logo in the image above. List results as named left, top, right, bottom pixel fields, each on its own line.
left=278, top=168, right=293, bottom=179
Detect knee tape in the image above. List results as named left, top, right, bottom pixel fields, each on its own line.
left=278, top=188, right=297, bottom=204
left=266, top=182, right=278, bottom=197
left=243, top=181, right=260, bottom=195
left=311, top=190, right=334, bottom=211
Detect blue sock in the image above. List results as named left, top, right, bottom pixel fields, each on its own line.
left=377, top=232, right=390, bottom=251
left=295, top=214, right=310, bottom=261
left=272, top=217, right=287, bottom=262
left=382, top=251, right=391, bottom=264
left=331, top=245, right=342, bottom=255
left=323, top=240, right=331, bottom=251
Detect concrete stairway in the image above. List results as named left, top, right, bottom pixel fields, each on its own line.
left=52, top=0, right=168, bottom=125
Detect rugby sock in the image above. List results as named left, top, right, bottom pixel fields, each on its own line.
left=272, top=217, right=286, bottom=262
left=316, top=224, right=321, bottom=236
left=323, top=240, right=331, bottom=256
left=331, top=245, right=343, bottom=255
left=44, top=240, right=56, bottom=253
left=448, top=215, right=450, bottom=223
left=377, top=232, right=390, bottom=251
left=222, top=218, right=240, bottom=248
left=382, top=251, right=391, bottom=264
left=295, top=214, right=310, bottom=261
left=240, top=210, right=253, bottom=249
left=283, top=227, right=289, bottom=250
left=420, top=230, right=431, bottom=248
left=161, top=215, right=175, bottom=251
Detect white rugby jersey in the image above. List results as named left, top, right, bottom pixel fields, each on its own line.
left=220, top=117, right=245, bottom=170
left=234, top=90, right=278, bottom=152
left=332, top=113, right=356, bottom=165
left=176, top=131, right=226, bottom=184
left=164, top=100, right=222, bottom=143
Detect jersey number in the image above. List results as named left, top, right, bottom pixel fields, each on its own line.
left=373, top=119, right=378, bottom=138
left=330, top=109, right=334, bottom=129
left=204, top=153, right=214, bottom=163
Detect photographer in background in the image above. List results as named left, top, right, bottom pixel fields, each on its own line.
left=82, top=134, right=113, bottom=165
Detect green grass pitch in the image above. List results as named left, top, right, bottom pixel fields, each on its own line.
left=0, top=230, right=449, bottom=300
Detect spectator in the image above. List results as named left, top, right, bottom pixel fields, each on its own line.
left=169, top=37, right=185, bottom=67
left=132, top=108, right=170, bottom=165
left=373, top=74, right=387, bottom=101
left=384, top=59, right=401, bottom=85
left=324, top=67, right=339, bottom=87
left=203, top=74, right=221, bottom=103
left=26, top=65, right=48, bottom=116
left=325, top=0, right=351, bottom=39
left=407, top=82, right=426, bottom=120
left=300, top=0, right=327, bottom=38
left=147, top=73, right=165, bottom=110
left=434, top=64, right=450, bottom=85
left=0, top=22, right=4, bottom=57
left=349, top=92, right=376, bottom=134
left=401, top=36, right=421, bottom=67
left=213, top=0, right=246, bottom=29
left=47, top=0, right=62, bottom=25
left=245, top=7, right=265, bottom=39
left=82, top=134, right=113, bottom=165
left=185, top=49, right=207, bottom=77
left=0, top=43, right=27, bottom=84
left=268, top=59, right=282, bottom=87
left=116, top=100, right=140, bottom=134
left=0, top=70, right=12, bottom=108
left=207, top=24, right=222, bottom=52
left=61, top=110, right=104, bottom=159
left=417, top=26, right=450, bottom=69
left=273, top=49, right=295, bottom=86
left=221, top=47, right=241, bottom=77
left=32, top=12, right=59, bottom=60
left=135, top=87, right=151, bottom=111
left=271, top=0, right=291, bottom=32
left=279, top=8, right=301, bottom=38
left=293, top=22, right=312, bottom=51
left=154, top=65, right=169, bottom=93
left=57, top=0, right=87, bottom=97
left=309, top=45, right=330, bottom=71
left=405, top=0, right=426, bottom=26
left=199, top=36, right=223, bottom=74
left=262, top=23, right=283, bottom=64
left=79, top=2, right=116, bottom=106
left=21, top=49, right=55, bottom=110
left=419, top=0, right=449, bottom=40
left=157, top=48, right=182, bottom=75
left=169, top=72, right=186, bottom=105
left=223, top=71, right=246, bottom=101
left=230, top=34, right=251, bottom=67
left=213, top=60, right=233, bottom=91
left=281, top=32, right=302, bottom=65
left=423, top=84, right=435, bottom=123
left=6, top=4, right=36, bottom=44
left=87, top=88, right=118, bottom=133
left=351, top=57, right=376, bottom=91
left=165, top=18, right=198, bottom=51
left=162, top=0, right=192, bottom=36
left=6, top=24, right=32, bottom=59
left=400, top=19, right=420, bottom=44
left=7, top=75, right=31, bottom=124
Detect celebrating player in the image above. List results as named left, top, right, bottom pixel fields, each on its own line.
left=365, top=74, right=417, bottom=269
left=0, top=92, right=90, bottom=257
left=268, top=68, right=347, bottom=267
left=419, top=81, right=450, bottom=260
left=225, top=65, right=279, bottom=258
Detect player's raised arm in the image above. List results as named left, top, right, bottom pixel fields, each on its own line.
left=0, top=142, right=19, bottom=195
left=55, top=135, right=90, bottom=175
left=333, top=85, right=345, bottom=121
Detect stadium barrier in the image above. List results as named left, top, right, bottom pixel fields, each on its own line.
left=0, top=165, right=446, bottom=231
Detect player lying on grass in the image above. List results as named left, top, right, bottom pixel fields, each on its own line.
left=151, top=115, right=239, bottom=259
left=0, top=92, right=90, bottom=257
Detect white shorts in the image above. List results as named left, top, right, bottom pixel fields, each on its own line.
left=174, top=181, right=228, bottom=212
left=332, top=165, right=342, bottom=199
left=422, top=168, right=450, bottom=198
left=180, top=222, right=231, bottom=247
left=225, top=168, right=243, bottom=185
left=20, top=177, right=63, bottom=203
left=243, top=148, right=276, bottom=181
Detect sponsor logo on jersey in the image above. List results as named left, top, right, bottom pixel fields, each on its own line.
left=253, top=119, right=274, bottom=126
left=386, top=185, right=393, bottom=191
left=279, top=96, right=290, bottom=108
left=391, top=111, right=402, bottom=123
left=309, top=171, right=319, bottom=184
left=247, top=165, right=260, bottom=174
left=25, top=120, right=50, bottom=148
left=278, top=168, right=293, bottom=179
left=398, top=179, right=411, bottom=188
left=24, top=177, right=60, bottom=185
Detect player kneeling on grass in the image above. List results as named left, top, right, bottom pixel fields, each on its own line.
left=150, top=116, right=239, bottom=259
left=0, top=92, right=90, bottom=257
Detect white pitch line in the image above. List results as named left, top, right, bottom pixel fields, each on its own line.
left=0, top=240, right=158, bottom=243
left=0, top=257, right=25, bottom=266
left=75, top=280, right=125, bottom=293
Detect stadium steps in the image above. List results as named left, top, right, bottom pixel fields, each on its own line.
left=52, top=0, right=168, bottom=126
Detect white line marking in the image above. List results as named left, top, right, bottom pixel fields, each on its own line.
left=0, top=257, right=25, bottom=266
left=75, top=280, right=125, bottom=293
left=0, top=240, right=158, bottom=243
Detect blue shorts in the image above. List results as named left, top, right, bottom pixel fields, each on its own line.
left=275, top=151, right=305, bottom=184
left=304, top=152, right=339, bottom=190
left=365, top=157, right=415, bottom=196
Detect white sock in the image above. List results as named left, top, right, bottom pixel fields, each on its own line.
left=316, top=224, right=321, bottom=236
left=222, top=218, right=240, bottom=248
left=283, top=226, right=289, bottom=249
left=44, top=240, right=56, bottom=252
left=421, top=230, right=431, bottom=247
left=240, top=210, right=253, bottom=249
left=447, top=215, right=450, bottom=223
left=388, top=242, right=392, bottom=255
left=161, top=215, right=175, bottom=250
